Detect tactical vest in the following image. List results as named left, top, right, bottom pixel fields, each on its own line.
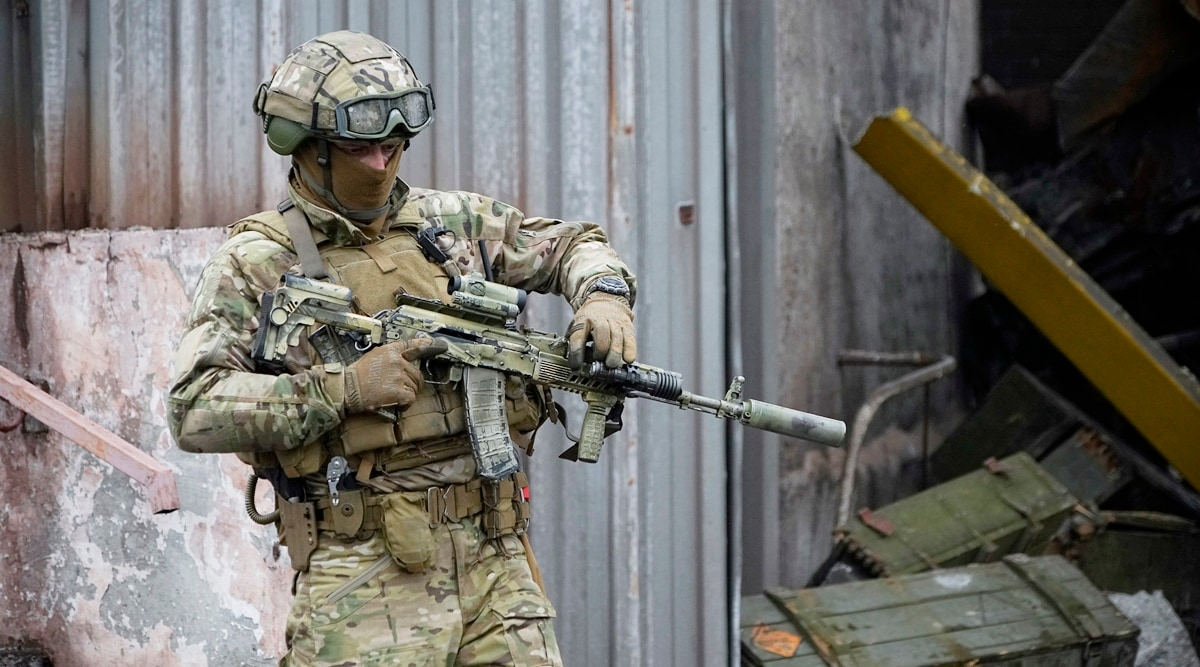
left=232, top=203, right=545, bottom=478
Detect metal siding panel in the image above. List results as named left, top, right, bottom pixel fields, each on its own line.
left=467, top=2, right=520, bottom=202
left=694, top=4, right=730, bottom=664
left=87, top=0, right=111, bottom=228
left=606, top=1, right=646, bottom=664
left=732, top=0, right=783, bottom=606
left=0, top=5, right=16, bottom=231
left=33, top=0, right=62, bottom=229
left=769, top=0, right=979, bottom=593
left=541, top=3, right=617, bottom=663
left=257, top=0, right=291, bottom=212
left=637, top=1, right=728, bottom=664
left=101, top=1, right=128, bottom=230
left=345, top=0, right=372, bottom=33
left=203, top=1, right=266, bottom=228
left=129, top=0, right=172, bottom=228
left=61, top=0, right=90, bottom=230
left=519, top=1, right=552, bottom=214
left=636, top=0, right=679, bottom=664
left=430, top=1, right=463, bottom=187
left=175, top=0, right=208, bottom=229
left=10, top=0, right=38, bottom=230
left=384, top=1, right=435, bottom=186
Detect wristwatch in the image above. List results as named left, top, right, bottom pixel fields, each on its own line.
left=585, top=275, right=630, bottom=299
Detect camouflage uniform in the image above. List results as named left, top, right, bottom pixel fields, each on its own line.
left=169, top=171, right=635, bottom=665
left=170, top=30, right=637, bottom=664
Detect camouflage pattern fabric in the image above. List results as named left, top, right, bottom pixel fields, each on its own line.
left=281, top=515, right=561, bottom=666
left=168, top=173, right=637, bottom=460
left=258, top=30, right=426, bottom=135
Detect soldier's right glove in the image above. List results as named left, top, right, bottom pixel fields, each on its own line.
left=343, top=337, right=448, bottom=414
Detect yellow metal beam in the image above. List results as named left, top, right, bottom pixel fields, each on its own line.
left=853, top=107, right=1200, bottom=488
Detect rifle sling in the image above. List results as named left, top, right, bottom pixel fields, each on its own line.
left=279, top=199, right=328, bottom=279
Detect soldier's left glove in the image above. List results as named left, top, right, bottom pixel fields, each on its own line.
left=568, top=293, right=637, bottom=369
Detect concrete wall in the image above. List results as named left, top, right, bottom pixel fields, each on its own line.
left=0, top=229, right=299, bottom=665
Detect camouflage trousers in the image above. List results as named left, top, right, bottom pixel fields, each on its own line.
left=279, top=513, right=562, bottom=666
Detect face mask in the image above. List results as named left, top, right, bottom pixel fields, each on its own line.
left=292, top=139, right=403, bottom=220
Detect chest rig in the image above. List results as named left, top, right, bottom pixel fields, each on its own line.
left=286, top=198, right=472, bottom=478
left=239, top=198, right=546, bottom=481
left=237, top=197, right=555, bottom=573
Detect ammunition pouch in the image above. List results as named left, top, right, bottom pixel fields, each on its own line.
left=424, top=471, right=531, bottom=539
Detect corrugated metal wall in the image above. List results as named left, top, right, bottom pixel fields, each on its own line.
left=2, top=1, right=730, bottom=665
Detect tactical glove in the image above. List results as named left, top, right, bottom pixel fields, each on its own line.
left=568, top=293, right=637, bottom=369
left=343, top=337, right=448, bottom=414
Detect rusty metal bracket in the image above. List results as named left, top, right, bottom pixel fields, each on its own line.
left=835, top=350, right=957, bottom=527
left=853, top=107, right=1200, bottom=491
left=0, top=364, right=179, bottom=514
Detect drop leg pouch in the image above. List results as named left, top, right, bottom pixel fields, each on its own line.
left=379, top=491, right=437, bottom=573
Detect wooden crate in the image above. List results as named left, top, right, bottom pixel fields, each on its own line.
left=742, top=554, right=1139, bottom=666
left=830, top=452, right=1078, bottom=579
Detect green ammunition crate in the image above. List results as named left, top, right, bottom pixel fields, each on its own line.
left=741, top=554, right=1140, bottom=666
left=832, top=452, right=1078, bottom=577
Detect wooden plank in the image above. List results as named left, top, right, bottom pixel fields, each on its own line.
left=0, top=364, right=179, bottom=514
left=853, top=107, right=1200, bottom=490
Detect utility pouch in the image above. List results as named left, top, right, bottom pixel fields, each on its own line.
left=340, top=413, right=400, bottom=457
left=278, top=496, right=319, bottom=572
left=379, top=491, right=438, bottom=573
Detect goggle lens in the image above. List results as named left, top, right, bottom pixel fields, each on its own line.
left=340, top=89, right=433, bottom=138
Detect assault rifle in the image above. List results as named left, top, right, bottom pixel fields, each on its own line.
left=252, top=273, right=845, bottom=478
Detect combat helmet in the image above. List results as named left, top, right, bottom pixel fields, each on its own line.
left=253, top=30, right=434, bottom=155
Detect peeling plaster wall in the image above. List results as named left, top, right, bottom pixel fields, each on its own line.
left=0, top=229, right=292, bottom=666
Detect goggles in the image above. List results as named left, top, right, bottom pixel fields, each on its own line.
left=333, top=87, right=435, bottom=140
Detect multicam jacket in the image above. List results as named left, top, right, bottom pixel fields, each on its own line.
left=167, top=175, right=636, bottom=479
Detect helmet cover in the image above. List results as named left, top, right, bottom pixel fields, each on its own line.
left=254, top=30, right=431, bottom=154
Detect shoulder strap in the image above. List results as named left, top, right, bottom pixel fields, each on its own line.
left=279, top=199, right=328, bottom=279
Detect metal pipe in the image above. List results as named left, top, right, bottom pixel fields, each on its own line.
left=835, top=353, right=956, bottom=527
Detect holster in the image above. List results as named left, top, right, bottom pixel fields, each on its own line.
left=277, top=496, right=318, bottom=572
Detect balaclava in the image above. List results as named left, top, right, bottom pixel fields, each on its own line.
left=292, top=139, right=404, bottom=235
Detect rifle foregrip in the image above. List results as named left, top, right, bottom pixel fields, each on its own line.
left=741, top=400, right=846, bottom=447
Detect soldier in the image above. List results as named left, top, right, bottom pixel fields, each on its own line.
left=168, top=30, right=637, bottom=666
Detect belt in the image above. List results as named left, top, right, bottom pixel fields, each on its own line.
left=309, top=471, right=532, bottom=539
